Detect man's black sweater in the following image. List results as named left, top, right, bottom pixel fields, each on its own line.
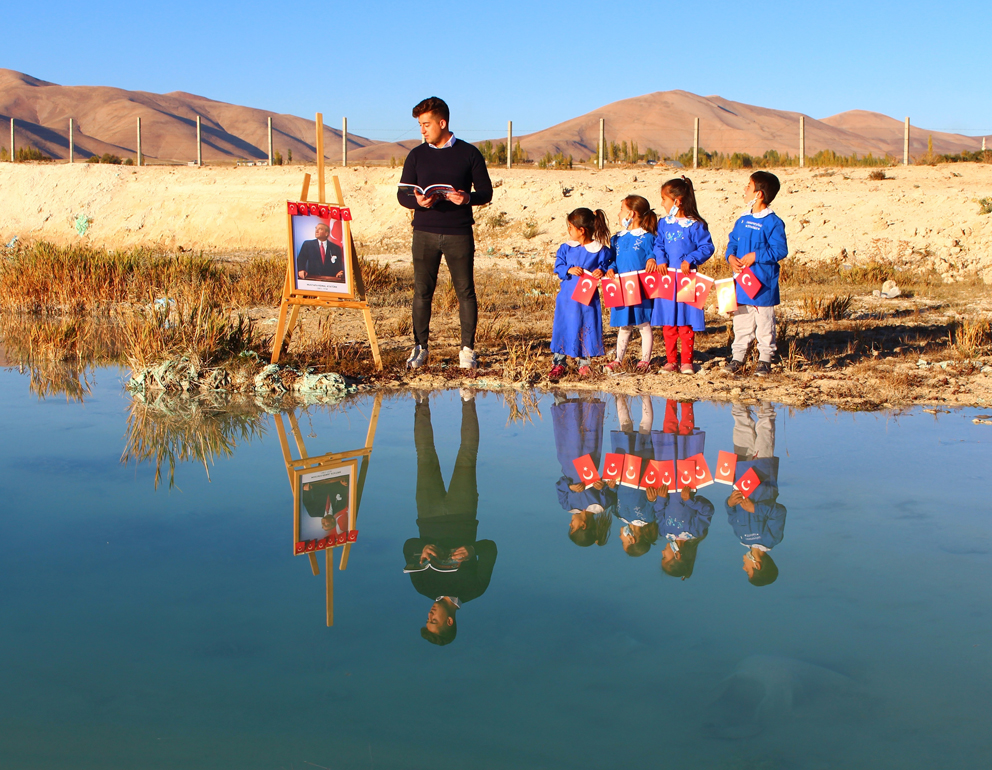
left=397, top=139, right=493, bottom=235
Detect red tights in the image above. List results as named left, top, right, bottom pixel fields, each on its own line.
left=663, top=325, right=694, bottom=365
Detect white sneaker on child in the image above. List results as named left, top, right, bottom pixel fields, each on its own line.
left=459, top=347, right=478, bottom=369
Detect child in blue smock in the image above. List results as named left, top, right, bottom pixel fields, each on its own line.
left=605, top=394, right=659, bottom=556
left=725, top=171, right=789, bottom=378
left=603, top=195, right=658, bottom=373
left=551, top=395, right=615, bottom=547
left=655, top=485, right=714, bottom=580
left=550, top=208, right=612, bottom=381
left=648, top=177, right=714, bottom=374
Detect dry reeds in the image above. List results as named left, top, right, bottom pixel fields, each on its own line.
left=800, top=294, right=853, bottom=320
left=953, top=317, right=992, bottom=357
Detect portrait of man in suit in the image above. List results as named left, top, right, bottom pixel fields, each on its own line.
left=296, top=222, right=345, bottom=283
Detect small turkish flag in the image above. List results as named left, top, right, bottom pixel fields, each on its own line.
left=572, top=454, right=602, bottom=488
left=329, top=207, right=341, bottom=220
left=571, top=271, right=598, bottom=305
left=288, top=202, right=299, bottom=215
left=640, top=270, right=665, bottom=299
left=621, top=454, right=642, bottom=488
left=318, top=205, right=329, bottom=218
left=714, top=450, right=737, bottom=485
left=305, top=539, right=317, bottom=552
left=295, top=541, right=307, bottom=554
left=336, top=532, right=348, bottom=545
left=655, top=269, right=677, bottom=301
left=315, top=536, right=328, bottom=550
left=735, top=467, right=762, bottom=498
left=676, top=458, right=697, bottom=492
left=686, top=452, right=714, bottom=487
left=621, top=271, right=642, bottom=305
left=689, top=273, right=714, bottom=310
left=602, top=452, right=624, bottom=484
left=308, top=203, right=321, bottom=216
left=735, top=267, right=762, bottom=299
left=715, top=278, right=738, bottom=314
left=640, top=460, right=661, bottom=489
left=601, top=276, right=625, bottom=308
left=341, top=208, right=352, bottom=221
left=347, top=530, right=358, bottom=542
left=676, top=273, right=696, bottom=303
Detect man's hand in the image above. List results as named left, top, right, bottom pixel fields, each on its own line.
left=334, top=271, right=344, bottom=279
left=414, top=192, right=438, bottom=208
left=568, top=266, right=584, bottom=276
left=450, top=546, right=475, bottom=563
left=420, top=544, right=440, bottom=563
left=681, top=260, right=692, bottom=274
left=298, top=270, right=307, bottom=279
left=445, top=190, right=471, bottom=206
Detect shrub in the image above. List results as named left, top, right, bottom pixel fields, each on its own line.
left=273, top=150, right=283, bottom=166
left=867, top=169, right=890, bottom=181
left=16, top=146, right=52, bottom=162
left=979, top=197, right=992, bottom=215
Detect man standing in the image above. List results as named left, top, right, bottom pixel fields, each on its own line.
left=397, top=97, right=493, bottom=369
left=297, top=222, right=344, bottom=282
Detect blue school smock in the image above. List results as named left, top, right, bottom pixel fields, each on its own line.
left=551, top=241, right=610, bottom=358
left=650, top=428, right=706, bottom=463
left=726, top=500, right=787, bottom=549
left=553, top=399, right=612, bottom=512
left=650, top=216, right=714, bottom=330
left=725, top=209, right=788, bottom=307
left=656, top=494, right=714, bottom=541
left=604, top=229, right=655, bottom=327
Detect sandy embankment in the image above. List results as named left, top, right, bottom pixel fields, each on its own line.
left=2, top=162, right=992, bottom=283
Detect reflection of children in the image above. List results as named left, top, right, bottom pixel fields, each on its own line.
left=647, top=177, right=714, bottom=374
left=725, top=171, right=789, bottom=377
left=726, top=403, right=787, bottom=586
left=607, top=394, right=657, bottom=556
left=654, top=483, right=714, bottom=580
left=403, top=393, right=497, bottom=645
left=603, top=196, right=658, bottom=373
left=550, top=208, right=612, bottom=380
left=552, top=394, right=614, bottom=547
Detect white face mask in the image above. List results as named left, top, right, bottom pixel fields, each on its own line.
left=668, top=204, right=680, bottom=217
left=745, top=195, right=758, bottom=213
left=621, top=217, right=633, bottom=230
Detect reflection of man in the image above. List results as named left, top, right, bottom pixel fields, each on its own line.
left=302, top=478, right=349, bottom=533
left=297, top=223, right=344, bottom=282
left=397, top=96, right=493, bottom=370
left=725, top=403, right=787, bottom=587
left=403, top=392, right=497, bottom=646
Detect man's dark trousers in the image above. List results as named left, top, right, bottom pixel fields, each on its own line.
left=411, top=231, right=476, bottom=351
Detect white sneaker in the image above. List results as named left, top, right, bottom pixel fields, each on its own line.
left=459, top=347, right=478, bottom=369
left=406, top=345, right=428, bottom=369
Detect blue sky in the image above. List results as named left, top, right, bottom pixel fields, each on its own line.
left=6, top=0, right=990, bottom=142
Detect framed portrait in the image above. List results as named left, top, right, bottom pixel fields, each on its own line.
left=292, top=458, right=359, bottom=554
left=286, top=202, right=355, bottom=300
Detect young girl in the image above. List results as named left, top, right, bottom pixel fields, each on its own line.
left=603, top=196, right=658, bottom=373
left=647, top=177, right=715, bottom=373
left=550, top=208, right=612, bottom=380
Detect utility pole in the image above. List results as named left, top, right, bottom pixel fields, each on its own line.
left=196, top=115, right=202, bottom=166
left=903, top=117, right=910, bottom=166
left=342, top=116, right=348, bottom=167
left=69, top=118, right=74, bottom=163
left=507, top=120, right=512, bottom=169
left=693, top=118, right=700, bottom=170
left=598, top=118, right=605, bottom=170
left=799, top=116, right=805, bottom=168
left=136, top=117, right=142, bottom=166
left=267, top=117, right=273, bottom=166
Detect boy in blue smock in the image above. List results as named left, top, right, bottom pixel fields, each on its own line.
left=654, top=484, right=714, bottom=581
left=725, top=171, right=789, bottom=377
left=607, top=395, right=659, bottom=556
left=725, top=403, right=787, bottom=586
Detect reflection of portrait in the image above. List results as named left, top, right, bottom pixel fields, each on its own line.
left=291, top=215, right=349, bottom=295
left=403, top=393, right=497, bottom=646
left=298, top=464, right=353, bottom=542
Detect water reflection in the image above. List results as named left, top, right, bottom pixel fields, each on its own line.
left=405, top=393, right=497, bottom=646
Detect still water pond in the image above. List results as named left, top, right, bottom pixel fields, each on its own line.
left=1, top=367, right=990, bottom=770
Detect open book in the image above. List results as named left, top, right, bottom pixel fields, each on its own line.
left=397, top=183, right=456, bottom=198
left=404, top=557, right=461, bottom=574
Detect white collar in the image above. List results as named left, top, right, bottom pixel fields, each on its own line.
left=563, top=240, right=604, bottom=252
left=664, top=215, right=694, bottom=228
left=618, top=228, right=646, bottom=236
left=435, top=595, right=462, bottom=608
left=429, top=133, right=456, bottom=149
left=569, top=504, right=605, bottom=514
left=750, top=207, right=774, bottom=219
left=742, top=543, right=771, bottom=552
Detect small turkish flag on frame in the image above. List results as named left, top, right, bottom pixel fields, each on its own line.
left=714, top=450, right=737, bottom=485
left=620, top=271, right=642, bottom=305
left=686, top=452, right=714, bottom=488
left=736, top=267, right=762, bottom=299
left=676, top=273, right=696, bottom=303
left=571, top=271, right=598, bottom=305
left=735, top=467, right=762, bottom=498
left=347, top=530, right=359, bottom=542
left=601, top=276, right=625, bottom=308
left=621, top=454, right=642, bottom=488
left=602, top=453, right=624, bottom=484
left=572, top=454, right=602, bottom=488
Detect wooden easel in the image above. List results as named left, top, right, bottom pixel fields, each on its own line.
left=275, top=394, right=381, bottom=626
left=270, top=112, right=382, bottom=369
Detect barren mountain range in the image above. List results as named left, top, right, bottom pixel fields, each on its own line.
left=0, top=69, right=983, bottom=164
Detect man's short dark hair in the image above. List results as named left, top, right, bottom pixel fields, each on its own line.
left=420, top=617, right=457, bottom=646
left=412, top=97, right=449, bottom=124
left=750, top=171, right=781, bottom=205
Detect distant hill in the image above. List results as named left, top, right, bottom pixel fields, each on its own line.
left=0, top=69, right=378, bottom=164
left=472, top=91, right=983, bottom=162
left=0, top=71, right=983, bottom=165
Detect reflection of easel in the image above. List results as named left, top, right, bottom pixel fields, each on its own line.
left=275, top=394, right=382, bottom=626
left=270, top=112, right=382, bottom=370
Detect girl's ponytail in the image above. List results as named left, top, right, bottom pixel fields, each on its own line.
left=592, top=209, right=612, bottom=248
left=662, top=176, right=709, bottom=231
left=622, top=194, right=658, bottom=235
left=641, top=209, right=659, bottom=235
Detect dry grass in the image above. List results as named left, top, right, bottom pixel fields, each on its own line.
left=953, top=317, right=992, bottom=357
left=800, top=294, right=853, bottom=320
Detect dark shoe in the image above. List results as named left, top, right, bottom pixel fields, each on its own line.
left=754, top=361, right=772, bottom=377
left=726, top=359, right=744, bottom=375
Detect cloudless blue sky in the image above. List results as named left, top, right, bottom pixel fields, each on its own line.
left=5, top=0, right=990, bottom=141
